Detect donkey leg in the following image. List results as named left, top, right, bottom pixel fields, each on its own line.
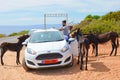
left=114, top=43, right=117, bottom=56
left=77, top=44, right=82, bottom=64
left=85, top=48, right=88, bottom=70
left=77, top=47, right=80, bottom=64
left=95, top=45, right=98, bottom=56
left=1, top=48, right=7, bottom=65
left=77, top=51, right=81, bottom=64
left=110, top=44, right=114, bottom=56
left=16, top=51, right=21, bottom=65
left=77, top=54, right=80, bottom=64
left=92, top=44, right=95, bottom=54
left=80, top=45, right=84, bottom=70
left=80, top=53, right=83, bottom=70
left=83, top=48, right=85, bottom=57
left=1, top=52, right=4, bottom=65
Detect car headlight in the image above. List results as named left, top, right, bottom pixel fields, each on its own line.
left=27, top=48, right=36, bottom=55
left=61, top=45, right=69, bottom=52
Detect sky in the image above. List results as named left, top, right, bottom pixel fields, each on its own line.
left=0, top=0, right=120, bottom=25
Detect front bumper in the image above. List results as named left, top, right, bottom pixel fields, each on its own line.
left=24, top=49, right=72, bottom=69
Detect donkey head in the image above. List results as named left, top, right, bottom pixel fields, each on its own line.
left=17, top=34, right=30, bottom=43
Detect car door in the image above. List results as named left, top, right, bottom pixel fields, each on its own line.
left=70, top=39, right=78, bottom=57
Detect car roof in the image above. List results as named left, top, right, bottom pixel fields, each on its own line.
left=30, top=28, right=59, bottom=34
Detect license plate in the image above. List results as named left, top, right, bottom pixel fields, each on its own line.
left=43, top=59, right=58, bottom=64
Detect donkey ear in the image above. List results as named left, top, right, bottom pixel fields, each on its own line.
left=17, top=36, right=22, bottom=39
left=17, top=37, right=20, bottom=39
left=77, top=28, right=80, bottom=32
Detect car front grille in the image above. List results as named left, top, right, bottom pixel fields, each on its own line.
left=38, top=61, right=62, bottom=66
left=36, top=53, right=63, bottom=60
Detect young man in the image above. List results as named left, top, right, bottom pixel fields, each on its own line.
left=59, top=20, right=69, bottom=42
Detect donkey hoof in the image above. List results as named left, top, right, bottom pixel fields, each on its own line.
left=95, top=55, right=98, bottom=57
left=18, top=61, right=21, bottom=64
left=1, top=63, right=4, bottom=65
left=80, top=67, right=82, bottom=70
left=109, top=54, right=112, bottom=56
left=16, top=62, right=19, bottom=65
left=85, top=68, right=88, bottom=70
left=110, top=54, right=112, bottom=56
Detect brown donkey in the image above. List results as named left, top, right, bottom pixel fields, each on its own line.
left=0, top=35, right=29, bottom=65
left=90, top=32, right=119, bottom=56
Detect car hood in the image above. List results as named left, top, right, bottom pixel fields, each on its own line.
left=27, top=40, right=67, bottom=52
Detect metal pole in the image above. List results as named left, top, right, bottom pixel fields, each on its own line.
left=66, top=14, right=68, bottom=24
left=44, top=13, right=69, bottom=29
left=44, top=14, right=46, bottom=29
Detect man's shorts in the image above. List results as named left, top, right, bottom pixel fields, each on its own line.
left=64, top=35, right=69, bottom=42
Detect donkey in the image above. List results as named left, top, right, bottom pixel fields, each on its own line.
left=0, top=35, right=29, bottom=65
left=74, top=28, right=90, bottom=70
left=77, top=37, right=90, bottom=70
left=86, top=32, right=119, bottom=56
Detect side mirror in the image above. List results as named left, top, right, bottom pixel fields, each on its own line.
left=22, top=42, right=27, bottom=46
left=69, top=38, right=75, bottom=44
left=22, top=38, right=29, bottom=46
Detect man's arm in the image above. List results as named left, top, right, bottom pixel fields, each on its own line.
left=59, top=27, right=65, bottom=31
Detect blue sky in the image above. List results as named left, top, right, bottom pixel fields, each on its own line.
left=0, top=0, right=120, bottom=25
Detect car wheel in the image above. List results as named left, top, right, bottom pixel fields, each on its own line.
left=22, top=58, right=31, bottom=71
left=67, top=55, right=74, bottom=67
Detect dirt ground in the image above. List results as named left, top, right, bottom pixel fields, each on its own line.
left=0, top=41, right=120, bottom=80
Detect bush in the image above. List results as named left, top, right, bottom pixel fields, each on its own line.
left=73, top=10, right=120, bottom=35
left=8, top=30, right=29, bottom=36
left=8, top=32, right=18, bottom=36
left=74, top=20, right=120, bottom=35
left=18, top=30, right=29, bottom=35
left=0, top=34, right=6, bottom=38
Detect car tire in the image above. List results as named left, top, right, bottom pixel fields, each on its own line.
left=22, top=58, right=31, bottom=71
left=67, top=55, right=74, bottom=67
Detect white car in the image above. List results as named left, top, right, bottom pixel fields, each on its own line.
left=22, top=28, right=78, bottom=71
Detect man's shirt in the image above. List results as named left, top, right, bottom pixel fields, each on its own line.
left=62, top=26, right=69, bottom=36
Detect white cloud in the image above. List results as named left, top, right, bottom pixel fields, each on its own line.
left=0, top=0, right=120, bottom=25
left=0, top=0, right=119, bottom=12
left=16, top=18, right=33, bottom=21
left=0, top=0, right=72, bottom=11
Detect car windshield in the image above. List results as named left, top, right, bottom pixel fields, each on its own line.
left=29, top=31, right=64, bottom=43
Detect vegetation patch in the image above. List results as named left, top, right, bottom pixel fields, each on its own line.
left=0, top=34, right=6, bottom=38
left=8, top=30, right=29, bottom=37
left=73, top=10, right=120, bottom=35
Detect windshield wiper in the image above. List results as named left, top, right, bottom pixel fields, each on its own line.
left=55, top=39, right=64, bottom=41
left=31, top=39, right=64, bottom=43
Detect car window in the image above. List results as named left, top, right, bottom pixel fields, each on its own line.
left=29, top=31, right=64, bottom=43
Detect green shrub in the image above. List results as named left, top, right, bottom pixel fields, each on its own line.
left=73, top=10, right=120, bottom=35
left=8, top=30, right=29, bottom=36
left=8, top=32, right=18, bottom=36
left=0, top=34, right=6, bottom=38
left=18, top=30, right=29, bottom=35
left=74, top=20, right=120, bottom=35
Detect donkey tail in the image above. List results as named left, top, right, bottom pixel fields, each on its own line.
left=116, top=38, right=119, bottom=48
